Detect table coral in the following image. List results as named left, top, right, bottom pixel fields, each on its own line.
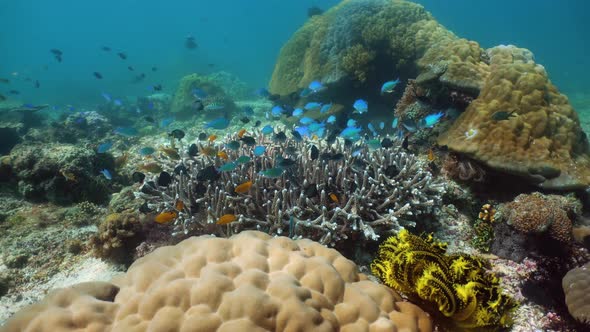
left=438, top=45, right=590, bottom=189
left=1, top=231, right=434, bottom=332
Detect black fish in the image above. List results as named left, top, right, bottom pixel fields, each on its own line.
left=152, top=84, right=162, bottom=91
left=268, top=94, right=281, bottom=101
left=174, top=164, right=188, bottom=175
left=207, top=63, right=215, bottom=68
left=188, top=143, right=199, bottom=157
left=157, top=171, right=172, bottom=186
left=401, top=135, right=409, bottom=151
left=127, top=66, right=134, bottom=71
left=254, top=120, right=261, bottom=127
left=169, top=129, right=185, bottom=140
left=491, top=110, right=516, bottom=121
left=330, top=153, right=344, bottom=161
left=144, top=116, right=155, bottom=123
left=140, top=181, right=158, bottom=195
left=93, top=72, right=103, bottom=79
left=326, top=131, right=337, bottom=145
left=344, top=139, right=353, bottom=147
left=273, top=131, right=287, bottom=142
left=193, top=182, right=207, bottom=197
left=240, top=136, right=256, bottom=146
left=50, top=48, right=63, bottom=56
left=101, top=46, right=111, bottom=52
left=55, top=54, right=62, bottom=62
left=185, top=35, right=198, bottom=49
left=291, top=130, right=303, bottom=142
left=0, top=78, right=9, bottom=84
left=133, top=73, right=146, bottom=83
left=285, top=146, right=297, bottom=155
left=117, top=52, right=127, bottom=60
left=240, top=116, right=250, bottom=124
left=151, top=67, right=157, bottom=72
left=34, top=80, right=40, bottom=88
left=307, top=6, right=323, bottom=17
left=193, top=100, right=204, bottom=111
left=197, top=165, right=220, bottom=182
left=132, top=171, right=145, bottom=183
left=384, top=165, right=399, bottom=178
left=277, top=157, right=297, bottom=168
left=198, top=132, right=208, bottom=141
left=381, top=138, right=393, bottom=148
left=0, top=94, right=5, bottom=101
left=310, top=145, right=319, bottom=160
left=139, top=201, right=152, bottom=213
left=320, top=153, right=332, bottom=161
left=304, top=183, right=318, bottom=198
left=8, top=90, right=19, bottom=95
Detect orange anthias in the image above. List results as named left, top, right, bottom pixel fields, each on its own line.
left=216, top=214, right=237, bottom=225
left=154, top=211, right=177, bottom=224
left=234, top=181, right=253, bottom=194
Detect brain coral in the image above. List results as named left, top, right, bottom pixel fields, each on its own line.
left=562, top=262, right=590, bottom=324
left=438, top=45, right=590, bottom=189
left=1, top=231, right=433, bottom=332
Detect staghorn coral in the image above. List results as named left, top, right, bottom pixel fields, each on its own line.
left=562, top=262, right=590, bottom=325
left=2, top=231, right=434, bottom=332
left=438, top=45, right=590, bottom=189
left=503, top=192, right=579, bottom=244
left=371, top=229, right=517, bottom=330
left=137, top=132, right=445, bottom=247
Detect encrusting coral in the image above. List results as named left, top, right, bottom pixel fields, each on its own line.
left=503, top=192, right=579, bottom=244
left=438, top=45, right=590, bottom=189
left=371, top=229, right=517, bottom=330
left=1, top=231, right=434, bottom=332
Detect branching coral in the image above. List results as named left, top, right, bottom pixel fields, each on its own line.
left=137, top=132, right=445, bottom=247
left=371, top=229, right=517, bottom=330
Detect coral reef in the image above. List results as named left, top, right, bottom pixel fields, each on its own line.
left=371, top=229, right=517, bottom=330
left=438, top=45, right=590, bottom=189
left=6, top=142, right=113, bottom=204
left=170, top=73, right=238, bottom=115
left=2, top=231, right=434, bottom=331
left=441, top=153, right=486, bottom=183
left=137, top=133, right=445, bottom=247
left=562, top=262, right=590, bottom=325
left=503, top=192, right=580, bottom=244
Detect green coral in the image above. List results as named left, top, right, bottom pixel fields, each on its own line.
left=340, top=44, right=375, bottom=82
left=170, top=73, right=237, bottom=115
left=471, top=218, right=494, bottom=252
left=371, top=229, right=516, bottom=330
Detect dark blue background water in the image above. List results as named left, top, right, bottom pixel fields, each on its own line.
left=1, top=0, right=588, bottom=107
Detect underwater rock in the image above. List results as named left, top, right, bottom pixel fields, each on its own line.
left=0, top=127, right=21, bottom=155
left=170, top=73, right=238, bottom=116
left=8, top=142, right=113, bottom=204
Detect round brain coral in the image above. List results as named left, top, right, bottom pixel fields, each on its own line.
left=1, top=231, right=433, bottom=332
left=562, top=262, right=590, bottom=324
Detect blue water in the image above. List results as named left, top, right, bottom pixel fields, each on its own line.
left=1, top=0, right=588, bottom=106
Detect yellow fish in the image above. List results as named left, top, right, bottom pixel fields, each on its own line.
left=329, top=193, right=339, bottom=203
left=427, top=148, right=435, bottom=162
left=216, top=214, right=237, bottom=225
left=217, top=150, right=229, bottom=160
left=138, top=162, right=163, bottom=174
left=238, top=129, right=247, bottom=138
left=175, top=199, right=185, bottom=211
left=154, top=211, right=177, bottom=224
left=234, top=181, right=253, bottom=194
left=208, top=134, right=217, bottom=142
left=201, top=146, right=218, bottom=157
left=159, top=147, right=180, bottom=160
left=60, top=170, right=77, bottom=182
